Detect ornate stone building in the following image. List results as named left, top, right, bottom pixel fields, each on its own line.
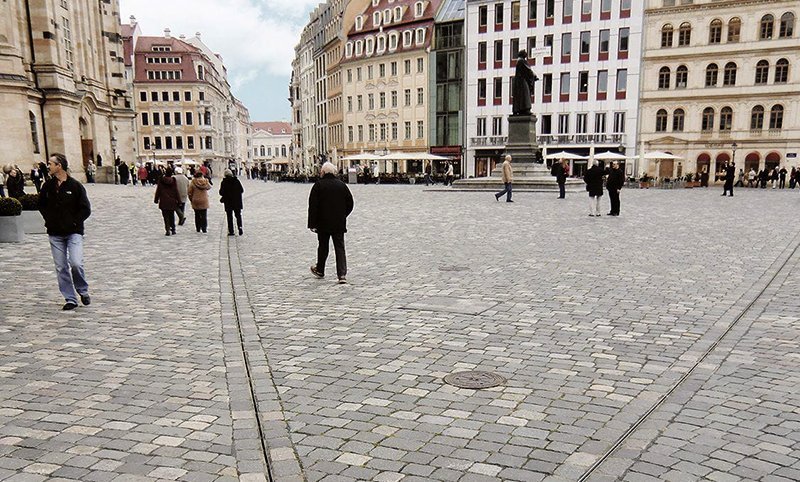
left=251, top=121, right=292, bottom=171
left=639, top=0, right=799, bottom=179
left=0, top=0, right=135, bottom=178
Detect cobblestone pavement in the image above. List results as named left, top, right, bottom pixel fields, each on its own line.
left=1, top=181, right=799, bottom=481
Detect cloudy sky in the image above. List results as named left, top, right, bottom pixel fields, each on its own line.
left=120, top=0, right=319, bottom=122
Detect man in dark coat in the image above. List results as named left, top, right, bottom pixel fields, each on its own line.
left=308, top=162, right=354, bottom=284
left=552, top=158, right=567, bottom=199
left=606, top=161, right=624, bottom=216
left=219, top=168, right=244, bottom=235
left=39, top=153, right=92, bottom=310
left=154, top=167, right=181, bottom=236
left=512, top=50, right=538, bottom=116
left=722, top=161, right=735, bottom=196
left=584, top=160, right=605, bottom=217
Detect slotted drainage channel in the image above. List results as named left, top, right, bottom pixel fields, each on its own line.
left=444, top=371, right=507, bottom=389
left=439, top=265, right=470, bottom=272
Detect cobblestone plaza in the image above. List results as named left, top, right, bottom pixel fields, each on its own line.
left=1, top=181, right=799, bottom=481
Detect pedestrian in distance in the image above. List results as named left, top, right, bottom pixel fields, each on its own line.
left=495, top=154, right=514, bottom=202
left=219, top=169, right=244, bottom=236
left=424, top=162, right=433, bottom=186
left=173, top=167, right=189, bottom=226
left=30, top=165, right=42, bottom=193
left=154, top=167, right=180, bottom=236
left=552, top=158, right=568, bottom=199
left=734, top=168, right=744, bottom=188
left=5, top=166, right=26, bottom=199
left=747, top=168, right=756, bottom=188
left=606, top=161, right=624, bottom=216
left=770, top=167, right=779, bottom=189
left=790, top=167, right=797, bottom=189
left=584, top=159, right=604, bottom=217
left=722, top=161, right=735, bottom=196
left=779, top=166, right=787, bottom=189
left=137, top=164, right=148, bottom=186
left=308, top=162, right=354, bottom=284
left=445, top=163, right=454, bottom=186
left=85, top=161, right=96, bottom=184
left=187, top=171, right=211, bottom=233
left=39, top=153, right=91, bottom=311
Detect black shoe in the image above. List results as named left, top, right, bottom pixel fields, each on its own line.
left=178, top=217, right=186, bottom=226
left=494, top=194, right=499, bottom=202
left=310, top=266, right=324, bottom=278
left=227, top=233, right=235, bottom=236
left=238, top=227, right=243, bottom=235
left=338, top=277, right=348, bottom=284
left=62, top=302, right=78, bottom=311
left=202, top=229, right=207, bottom=233
left=197, top=228, right=201, bottom=233
left=506, top=200, right=514, bottom=203
left=165, top=231, right=171, bottom=236
left=80, top=294, right=91, bottom=306
left=171, top=229, right=176, bottom=235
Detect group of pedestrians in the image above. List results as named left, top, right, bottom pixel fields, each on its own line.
left=742, top=165, right=798, bottom=189
left=1, top=165, right=28, bottom=199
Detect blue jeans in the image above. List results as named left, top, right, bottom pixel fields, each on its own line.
left=49, top=234, right=89, bottom=304
left=496, top=182, right=512, bottom=201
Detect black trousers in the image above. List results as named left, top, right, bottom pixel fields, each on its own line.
left=316, top=231, right=347, bottom=279
left=194, top=209, right=208, bottom=232
left=161, top=209, right=175, bottom=233
left=608, top=189, right=620, bottom=215
left=558, top=181, right=565, bottom=198
left=226, top=208, right=242, bottom=234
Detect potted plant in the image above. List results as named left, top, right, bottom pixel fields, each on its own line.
left=0, top=197, right=24, bottom=243
left=639, top=173, right=652, bottom=189
left=18, top=193, right=45, bottom=234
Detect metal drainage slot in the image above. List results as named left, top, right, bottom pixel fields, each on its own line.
left=444, top=371, right=507, bottom=390
left=439, top=265, right=470, bottom=272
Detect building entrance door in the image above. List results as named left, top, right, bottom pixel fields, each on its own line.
left=658, top=160, right=674, bottom=179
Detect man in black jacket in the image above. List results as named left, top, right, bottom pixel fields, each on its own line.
left=722, top=161, right=735, bottom=196
left=308, top=162, right=354, bottom=284
left=606, top=161, right=625, bottom=216
left=39, top=154, right=92, bottom=310
left=552, top=158, right=567, bottom=199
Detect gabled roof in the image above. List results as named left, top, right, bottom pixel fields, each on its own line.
left=252, top=122, right=292, bottom=135
left=134, top=36, right=202, bottom=54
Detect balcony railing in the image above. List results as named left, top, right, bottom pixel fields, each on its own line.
left=470, top=136, right=507, bottom=146
left=538, top=134, right=626, bottom=145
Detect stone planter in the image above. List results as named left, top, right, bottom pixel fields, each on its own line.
left=0, top=216, right=25, bottom=243
left=22, top=211, right=46, bottom=234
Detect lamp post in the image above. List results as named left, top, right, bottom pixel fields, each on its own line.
left=731, top=141, right=738, bottom=166
left=111, top=136, right=118, bottom=184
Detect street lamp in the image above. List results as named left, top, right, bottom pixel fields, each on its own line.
left=731, top=141, right=738, bottom=165
left=111, top=136, right=118, bottom=185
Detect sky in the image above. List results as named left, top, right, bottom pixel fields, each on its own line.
left=119, top=0, right=320, bottom=122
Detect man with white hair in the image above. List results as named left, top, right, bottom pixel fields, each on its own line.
left=308, top=162, right=354, bottom=284
left=173, top=166, right=189, bottom=226
left=494, top=154, right=514, bottom=202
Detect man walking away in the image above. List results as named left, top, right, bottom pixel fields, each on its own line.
left=584, top=160, right=604, bottom=216
left=495, top=154, right=514, bottom=202
left=446, top=163, right=454, bottom=186
left=39, top=154, right=91, bottom=310
left=308, top=162, right=354, bottom=284
left=606, top=161, right=624, bottom=216
left=219, top=169, right=244, bottom=236
left=173, top=167, right=189, bottom=226
left=722, top=161, right=735, bottom=196
left=154, top=168, right=180, bottom=236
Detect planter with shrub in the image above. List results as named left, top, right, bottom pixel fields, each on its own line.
left=18, top=194, right=45, bottom=234
left=0, top=197, right=24, bottom=243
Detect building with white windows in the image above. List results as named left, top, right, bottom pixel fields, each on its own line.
left=465, top=0, right=642, bottom=177
left=639, top=0, right=799, bottom=180
left=252, top=122, right=292, bottom=170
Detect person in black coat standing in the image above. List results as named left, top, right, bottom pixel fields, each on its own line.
left=219, top=169, right=244, bottom=236
left=722, top=161, right=735, bottom=196
left=308, top=162, right=354, bottom=284
left=584, top=160, right=605, bottom=217
left=606, top=161, right=624, bottom=216
left=552, top=158, right=568, bottom=199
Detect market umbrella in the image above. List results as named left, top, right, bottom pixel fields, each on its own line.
left=592, top=152, right=629, bottom=160
left=642, top=151, right=683, bottom=159
left=545, top=151, right=587, bottom=160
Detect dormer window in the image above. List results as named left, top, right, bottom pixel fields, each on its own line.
left=383, top=9, right=392, bottom=24
left=403, top=29, right=412, bottom=47
left=345, top=41, right=353, bottom=58
left=414, top=1, right=424, bottom=17
left=394, top=6, right=403, bottom=21
left=372, top=0, right=379, bottom=6
left=373, top=12, right=381, bottom=27
left=415, top=27, right=425, bottom=45
left=388, top=31, right=399, bottom=50
left=377, top=34, right=386, bottom=53
left=355, top=39, right=363, bottom=55
left=355, top=15, right=363, bottom=30
left=366, top=36, right=375, bottom=55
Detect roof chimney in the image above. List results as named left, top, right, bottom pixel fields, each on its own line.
left=164, top=28, right=171, bottom=38
left=179, top=34, right=186, bottom=40
left=195, top=31, right=202, bottom=40
left=129, top=15, right=136, bottom=26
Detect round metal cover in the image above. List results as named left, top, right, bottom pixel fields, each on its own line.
left=439, top=265, right=470, bottom=272
left=444, top=371, right=506, bottom=389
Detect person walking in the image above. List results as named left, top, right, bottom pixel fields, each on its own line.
left=154, top=167, right=180, bottom=236
left=606, top=161, right=624, bottom=216
left=779, top=166, right=787, bottom=189
left=219, top=169, right=244, bottom=236
left=424, top=162, right=433, bottom=186
left=187, top=171, right=211, bottom=233
left=173, top=167, right=189, bottom=226
left=584, top=159, right=604, bottom=216
left=137, top=164, right=148, bottom=186
left=445, top=163, right=454, bottom=186
left=734, top=168, right=744, bottom=188
left=770, top=167, right=779, bottom=189
left=39, top=153, right=91, bottom=310
left=747, top=168, right=756, bottom=188
left=85, top=161, right=96, bottom=184
left=790, top=167, right=797, bottom=189
left=552, top=158, right=568, bottom=199
left=5, top=166, right=26, bottom=199
left=722, top=161, right=735, bottom=196
left=308, top=162, right=354, bottom=284
left=30, top=165, right=42, bottom=192
left=494, top=154, right=514, bottom=202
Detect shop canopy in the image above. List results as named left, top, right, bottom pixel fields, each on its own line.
left=592, top=152, right=629, bottom=160
left=545, top=151, right=587, bottom=160
left=642, top=151, right=683, bottom=160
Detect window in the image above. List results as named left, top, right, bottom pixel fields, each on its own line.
left=599, top=29, right=610, bottom=56
left=672, top=109, right=685, bottom=131
left=355, top=15, right=363, bottom=30
left=164, top=112, right=171, bottom=125
left=174, top=112, right=181, bottom=125
left=494, top=77, right=502, bottom=99
left=580, top=31, right=590, bottom=56
left=578, top=71, right=589, bottom=94
left=528, top=0, right=537, bottom=21
left=510, top=38, right=519, bottom=62
left=769, top=104, right=783, bottom=129
left=760, top=15, right=774, bottom=40
left=478, top=42, right=487, bottom=64
left=373, top=11, right=381, bottom=27
left=702, top=107, right=715, bottom=131
left=720, top=106, right=733, bottom=131
left=368, top=93, right=374, bottom=110
left=678, top=22, right=691, bottom=46
left=542, top=73, right=552, bottom=96
left=561, top=33, right=571, bottom=58
left=184, top=91, right=191, bottom=101
left=151, top=91, right=158, bottom=102
left=560, top=72, right=570, bottom=97
left=477, top=117, right=487, bottom=136
left=417, top=120, right=424, bottom=139
left=205, top=137, right=212, bottom=150
left=391, top=62, right=397, bottom=76
left=417, top=88, right=424, bottom=105
left=199, top=92, right=205, bottom=101
left=161, top=91, right=169, bottom=102
left=391, top=91, right=397, bottom=108
left=755, top=60, right=770, bottom=84
left=172, top=91, right=179, bottom=102
left=357, top=95, right=363, bottom=110
left=62, top=17, right=73, bottom=70
left=187, top=136, right=194, bottom=149
left=527, top=36, right=536, bottom=56
left=186, top=112, right=193, bottom=125
left=356, top=67, right=362, bottom=81
left=618, top=28, right=630, bottom=53
left=404, top=59, right=411, bottom=74
left=380, top=123, right=386, bottom=141
left=661, top=24, right=674, bottom=48
left=676, top=65, right=688, bottom=88
left=357, top=125, right=364, bottom=142
left=143, top=137, right=151, bottom=150
left=165, top=136, right=173, bottom=150
left=658, top=67, right=670, bottom=89
left=723, top=62, right=737, bottom=86
left=545, top=0, right=554, bottom=19
left=404, top=121, right=411, bottom=139
left=656, top=109, right=667, bottom=132
left=29, top=112, right=39, bottom=153
left=495, top=3, right=504, bottom=25
left=705, top=63, right=718, bottom=87
left=405, top=88, right=412, bottom=106
left=492, top=117, right=502, bottom=136
left=197, top=65, right=204, bottom=80
left=775, top=58, right=789, bottom=83
left=494, top=39, right=503, bottom=62
left=367, top=65, right=373, bottom=79
left=597, top=70, right=608, bottom=94
left=594, top=112, right=606, bottom=133
left=415, top=28, right=425, bottom=45
left=154, top=136, right=162, bottom=149
left=563, top=0, right=573, bottom=18
left=616, top=69, right=627, bottom=92
left=544, top=34, right=554, bottom=56
left=141, top=112, right=149, bottom=125
left=479, top=6, right=488, bottom=28
left=379, top=63, right=385, bottom=77
left=751, top=105, right=764, bottom=130
left=780, top=12, right=795, bottom=38
left=153, top=112, right=160, bottom=126
left=417, top=57, right=424, bottom=72
left=728, top=17, right=741, bottom=42
left=366, top=37, right=375, bottom=56
left=176, top=137, right=183, bottom=150
left=709, top=19, right=722, bottom=44
left=379, top=92, right=386, bottom=108
left=576, top=113, right=588, bottom=133
left=140, top=91, right=147, bottom=102
left=391, top=122, right=398, bottom=140
left=415, top=0, right=424, bottom=17
left=369, top=124, right=375, bottom=142
left=581, top=0, right=591, bottom=16
left=347, top=96, right=353, bottom=112
left=541, top=115, right=552, bottom=134
left=558, top=113, right=569, bottom=134
left=613, top=111, right=625, bottom=133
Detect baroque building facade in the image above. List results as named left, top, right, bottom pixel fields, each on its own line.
left=639, top=0, right=799, bottom=179
left=0, top=0, right=135, bottom=178
left=251, top=121, right=292, bottom=171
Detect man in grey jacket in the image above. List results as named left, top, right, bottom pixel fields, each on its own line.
left=174, top=167, right=189, bottom=225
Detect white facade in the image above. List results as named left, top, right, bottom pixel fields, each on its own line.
left=251, top=122, right=292, bottom=168
left=465, top=0, right=643, bottom=177
left=300, top=38, right=318, bottom=169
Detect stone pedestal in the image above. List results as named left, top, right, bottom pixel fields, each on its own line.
left=505, top=115, right=539, bottom=164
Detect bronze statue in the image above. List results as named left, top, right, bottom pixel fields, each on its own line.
left=512, top=50, right=538, bottom=116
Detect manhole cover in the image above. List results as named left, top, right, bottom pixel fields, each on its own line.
left=444, top=371, right=506, bottom=389
left=439, top=265, right=470, bottom=272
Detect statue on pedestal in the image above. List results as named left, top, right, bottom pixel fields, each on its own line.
left=512, top=50, right=539, bottom=116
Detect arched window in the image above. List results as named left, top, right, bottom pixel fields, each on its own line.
left=259, top=145, right=265, bottom=156
left=723, top=62, right=737, bottom=86
left=281, top=145, right=287, bottom=157
left=760, top=14, right=774, bottom=40
left=29, top=111, right=40, bottom=153
left=661, top=24, right=674, bottom=48
left=705, top=63, right=718, bottom=87
left=779, top=12, right=794, bottom=38
left=750, top=105, right=764, bottom=130
left=720, top=106, right=733, bottom=131
left=658, top=67, right=671, bottom=89
left=755, top=60, right=770, bottom=84
left=672, top=109, right=685, bottom=132
left=728, top=17, right=741, bottom=42
left=775, top=58, right=789, bottom=83
left=656, top=109, right=668, bottom=132
left=769, top=105, right=784, bottom=129
left=678, top=22, right=691, bottom=46
left=709, top=19, right=722, bottom=44
left=675, top=65, right=688, bottom=88
left=702, top=107, right=715, bottom=131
